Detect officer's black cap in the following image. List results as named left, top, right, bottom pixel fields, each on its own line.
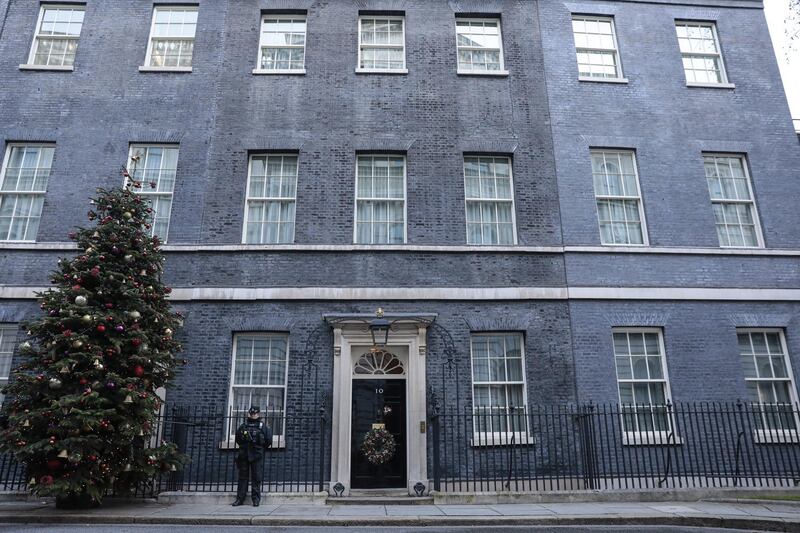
left=248, top=405, right=260, bottom=415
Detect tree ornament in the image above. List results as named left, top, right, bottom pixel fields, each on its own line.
left=72, top=340, right=84, bottom=349
left=48, top=378, right=62, bottom=389
left=22, top=419, right=30, bottom=427
left=19, top=341, right=31, bottom=351
left=81, top=314, right=93, bottom=324
left=74, top=295, right=88, bottom=306
left=58, top=449, right=69, bottom=459
left=47, top=459, right=63, bottom=471
left=123, top=211, right=133, bottom=220
left=124, top=254, right=133, bottom=262
left=123, top=395, right=133, bottom=404
left=59, top=366, right=69, bottom=374
left=93, top=359, right=104, bottom=370
left=164, top=328, right=173, bottom=337
left=96, top=325, right=106, bottom=333
left=134, top=365, right=145, bottom=377
left=106, top=381, right=117, bottom=390
left=115, top=325, right=124, bottom=332
left=128, top=310, right=141, bottom=320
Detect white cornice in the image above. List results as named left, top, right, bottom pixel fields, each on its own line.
left=2, top=242, right=799, bottom=256
left=1, top=286, right=798, bottom=302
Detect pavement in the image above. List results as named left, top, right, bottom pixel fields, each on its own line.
left=2, top=499, right=800, bottom=531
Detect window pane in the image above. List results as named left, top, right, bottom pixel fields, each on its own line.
left=572, top=16, right=621, bottom=78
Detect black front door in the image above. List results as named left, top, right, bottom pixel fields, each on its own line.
left=350, top=379, right=407, bottom=489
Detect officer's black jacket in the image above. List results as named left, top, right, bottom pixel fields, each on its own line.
left=235, top=419, right=273, bottom=462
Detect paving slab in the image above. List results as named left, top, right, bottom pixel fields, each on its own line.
left=328, top=505, right=387, bottom=516
left=385, top=505, right=444, bottom=516
left=488, top=504, right=555, bottom=515
left=647, top=504, right=704, bottom=514
left=437, top=505, right=501, bottom=516
left=269, top=505, right=333, bottom=516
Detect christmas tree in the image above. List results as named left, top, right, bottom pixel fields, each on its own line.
left=0, top=172, right=186, bottom=507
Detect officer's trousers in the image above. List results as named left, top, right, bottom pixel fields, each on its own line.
left=236, top=458, right=263, bottom=502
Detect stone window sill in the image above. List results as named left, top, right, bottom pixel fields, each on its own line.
left=457, top=69, right=509, bottom=77
left=687, top=82, right=735, bottom=89
left=355, top=68, right=408, bottom=75
left=139, top=66, right=193, bottom=73
left=19, top=64, right=73, bottom=72
left=579, top=76, right=629, bottom=84
left=252, top=69, right=306, bottom=75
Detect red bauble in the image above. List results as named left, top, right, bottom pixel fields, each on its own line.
left=134, top=365, right=145, bottom=377
left=96, top=325, right=106, bottom=333
left=79, top=378, right=88, bottom=385
left=132, top=338, right=142, bottom=347
left=87, top=454, right=97, bottom=462
left=46, top=459, right=62, bottom=471
left=71, top=284, right=81, bottom=291
left=40, top=475, right=54, bottom=486
left=105, top=303, right=114, bottom=309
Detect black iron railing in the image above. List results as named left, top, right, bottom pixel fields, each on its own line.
left=0, top=404, right=330, bottom=495
left=429, top=401, right=800, bottom=492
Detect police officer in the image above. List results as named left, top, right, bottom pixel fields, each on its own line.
left=232, top=405, right=272, bottom=507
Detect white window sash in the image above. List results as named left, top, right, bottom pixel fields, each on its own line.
left=26, top=5, right=84, bottom=67
left=143, top=6, right=198, bottom=69
left=591, top=150, right=648, bottom=246
left=353, top=155, right=407, bottom=244
left=242, top=154, right=298, bottom=244
left=573, top=15, right=623, bottom=79
left=675, top=21, right=728, bottom=84
left=704, top=153, right=763, bottom=248
left=469, top=333, right=529, bottom=443
left=612, top=328, right=677, bottom=440
left=463, top=156, right=518, bottom=245
left=0, top=144, right=54, bottom=242
left=357, top=16, right=406, bottom=71
left=126, top=145, right=178, bottom=242
left=256, top=15, right=307, bottom=72
left=225, top=333, right=290, bottom=447
left=455, top=18, right=506, bottom=73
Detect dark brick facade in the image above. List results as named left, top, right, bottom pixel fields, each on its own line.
left=0, top=1, right=798, bottom=486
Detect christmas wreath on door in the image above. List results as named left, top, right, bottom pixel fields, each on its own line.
left=360, top=427, right=397, bottom=465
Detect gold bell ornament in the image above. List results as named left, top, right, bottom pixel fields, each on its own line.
left=123, top=395, right=133, bottom=404
left=57, top=449, right=69, bottom=459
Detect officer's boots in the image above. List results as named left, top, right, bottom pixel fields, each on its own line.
left=252, top=497, right=260, bottom=507
left=231, top=499, right=245, bottom=507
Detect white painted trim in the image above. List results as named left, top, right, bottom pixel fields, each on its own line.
left=141, top=5, right=197, bottom=70
left=252, top=69, right=306, bottom=75
left=463, top=155, right=518, bottom=246
left=687, top=82, right=735, bottom=89
left=330, top=328, right=427, bottom=496
left=138, top=66, right=192, bottom=73
left=567, top=287, right=800, bottom=301
left=457, top=70, right=509, bottom=77
left=454, top=17, right=506, bottom=75
left=3, top=285, right=800, bottom=302
left=578, top=76, right=629, bottom=84
left=256, top=14, right=307, bottom=74
left=4, top=242, right=800, bottom=256
left=357, top=15, right=406, bottom=72
left=19, top=64, right=73, bottom=71
left=353, top=154, right=407, bottom=245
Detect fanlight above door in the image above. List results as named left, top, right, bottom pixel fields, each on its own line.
left=354, top=350, right=405, bottom=375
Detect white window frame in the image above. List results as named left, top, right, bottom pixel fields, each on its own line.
left=242, top=153, right=298, bottom=244
left=572, top=14, right=626, bottom=82
left=454, top=17, right=508, bottom=76
left=125, top=144, right=179, bottom=243
left=253, top=14, right=307, bottom=75
left=22, top=4, right=85, bottom=71
left=0, top=143, right=55, bottom=243
left=612, top=328, right=680, bottom=445
left=223, top=333, right=290, bottom=449
left=356, top=15, right=407, bottom=74
left=463, top=155, right=518, bottom=245
left=675, top=20, right=731, bottom=87
left=353, top=154, right=407, bottom=244
left=590, top=149, right=649, bottom=247
left=469, top=332, right=532, bottom=446
left=738, top=328, right=800, bottom=444
left=703, top=153, right=764, bottom=249
left=0, top=324, right=17, bottom=406
left=140, top=5, right=198, bottom=72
